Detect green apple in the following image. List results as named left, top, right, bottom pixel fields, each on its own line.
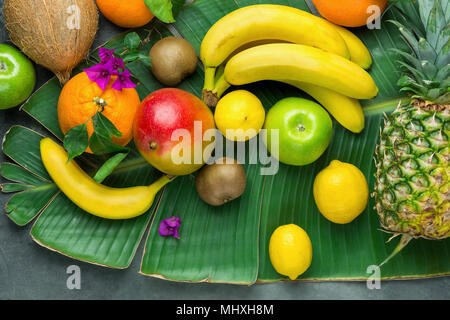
left=0, top=44, right=36, bottom=110
left=263, top=97, right=332, bottom=166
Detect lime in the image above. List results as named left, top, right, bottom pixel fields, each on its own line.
left=0, top=44, right=36, bottom=110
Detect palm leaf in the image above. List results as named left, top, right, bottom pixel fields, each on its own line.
left=1, top=0, right=449, bottom=283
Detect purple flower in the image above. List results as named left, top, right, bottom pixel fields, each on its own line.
left=111, top=57, right=124, bottom=72
left=85, top=47, right=134, bottom=92
left=112, top=69, right=136, bottom=91
left=159, top=216, right=182, bottom=239
left=99, top=48, right=115, bottom=63
left=84, top=59, right=116, bottom=90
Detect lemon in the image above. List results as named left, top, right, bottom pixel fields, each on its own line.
left=313, top=160, right=369, bottom=224
left=214, top=90, right=265, bottom=141
left=269, top=224, right=312, bottom=280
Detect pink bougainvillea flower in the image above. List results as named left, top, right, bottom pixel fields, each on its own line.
left=112, top=69, right=136, bottom=91
left=98, top=47, right=115, bottom=63
left=159, top=216, right=182, bottom=239
left=84, top=59, right=116, bottom=91
left=111, top=57, right=125, bottom=72
left=85, top=47, right=134, bottom=92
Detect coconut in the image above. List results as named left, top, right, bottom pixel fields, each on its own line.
left=3, top=0, right=99, bottom=85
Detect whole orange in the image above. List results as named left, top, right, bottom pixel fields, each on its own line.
left=96, top=0, right=154, bottom=28
left=312, top=0, right=388, bottom=27
left=58, top=72, right=141, bottom=153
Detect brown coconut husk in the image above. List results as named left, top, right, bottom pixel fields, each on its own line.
left=3, top=0, right=99, bottom=85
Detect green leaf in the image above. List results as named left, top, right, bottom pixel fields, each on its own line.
left=88, top=132, right=128, bottom=155
left=137, top=53, right=152, bottom=67
left=30, top=191, right=153, bottom=268
left=0, top=162, right=49, bottom=187
left=5, top=184, right=59, bottom=226
left=1, top=183, right=33, bottom=193
left=63, top=123, right=89, bottom=162
left=122, top=52, right=142, bottom=63
left=124, top=32, right=141, bottom=52
left=21, top=78, right=64, bottom=140
left=123, top=52, right=152, bottom=67
left=92, top=112, right=122, bottom=140
left=144, top=0, right=185, bottom=23
left=93, top=152, right=129, bottom=183
left=141, top=148, right=264, bottom=283
left=2, top=126, right=51, bottom=181
left=1, top=127, right=59, bottom=226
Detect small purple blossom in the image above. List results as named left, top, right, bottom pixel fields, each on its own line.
left=98, top=48, right=115, bottom=63
left=84, top=48, right=135, bottom=92
left=84, top=59, right=116, bottom=91
left=111, top=57, right=125, bottom=72
left=159, top=216, right=182, bottom=239
left=112, top=69, right=136, bottom=91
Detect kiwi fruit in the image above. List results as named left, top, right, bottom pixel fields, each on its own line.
left=150, top=36, right=198, bottom=86
left=195, top=158, right=247, bottom=206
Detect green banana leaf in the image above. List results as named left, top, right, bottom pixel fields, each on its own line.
left=1, top=0, right=449, bottom=283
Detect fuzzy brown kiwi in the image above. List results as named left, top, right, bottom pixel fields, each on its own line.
left=150, top=36, right=198, bottom=86
left=3, top=0, right=98, bottom=85
left=195, top=158, right=247, bottom=206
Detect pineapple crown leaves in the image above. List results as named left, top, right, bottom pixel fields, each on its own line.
left=390, top=0, right=450, bottom=104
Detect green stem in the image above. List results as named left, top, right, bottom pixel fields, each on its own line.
left=93, top=97, right=107, bottom=113
left=379, top=234, right=413, bottom=267
left=203, top=67, right=217, bottom=92
left=202, top=69, right=232, bottom=108
left=214, top=72, right=232, bottom=99
left=148, top=175, right=177, bottom=192
left=108, top=157, right=149, bottom=174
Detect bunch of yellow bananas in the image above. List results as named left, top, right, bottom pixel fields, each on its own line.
left=201, top=4, right=379, bottom=133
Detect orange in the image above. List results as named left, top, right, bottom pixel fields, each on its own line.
left=58, top=72, right=141, bottom=153
left=96, top=0, right=154, bottom=28
left=312, top=0, right=388, bottom=27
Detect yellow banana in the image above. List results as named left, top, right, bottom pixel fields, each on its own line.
left=40, top=138, right=174, bottom=220
left=201, top=4, right=350, bottom=66
left=201, top=4, right=374, bottom=96
left=282, top=81, right=365, bottom=133
left=330, top=23, right=372, bottom=70
left=201, top=4, right=350, bottom=93
left=224, top=43, right=378, bottom=100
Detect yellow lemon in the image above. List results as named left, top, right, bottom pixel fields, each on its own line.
left=269, top=224, right=312, bottom=280
left=214, top=90, right=265, bottom=141
left=313, top=160, right=369, bottom=224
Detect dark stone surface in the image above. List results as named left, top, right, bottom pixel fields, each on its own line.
left=0, top=0, right=448, bottom=300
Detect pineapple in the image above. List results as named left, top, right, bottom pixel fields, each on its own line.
left=373, top=0, right=449, bottom=264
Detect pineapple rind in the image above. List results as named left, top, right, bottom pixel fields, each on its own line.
left=374, top=100, right=449, bottom=240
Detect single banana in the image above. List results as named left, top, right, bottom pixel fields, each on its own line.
left=282, top=81, right=365, bottom=133
left=40, top=138, right=174, bottom=220
left=224, top=43, right=378, bottom=100
left=330, top=23, right=373, bottom=70
left=201, top=4, right=350, bottom=93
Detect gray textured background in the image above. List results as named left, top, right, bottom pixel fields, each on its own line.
left=0, top=0, right=449, bottom=300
